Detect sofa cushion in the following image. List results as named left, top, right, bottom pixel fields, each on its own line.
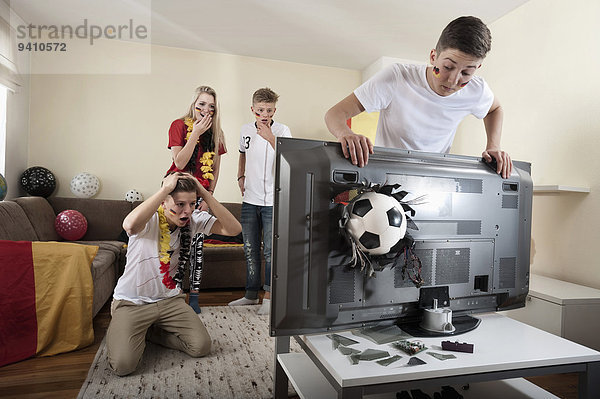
left=90, top=247, right=116, bottom=281
left=48, top=197, right=132, bottom=241
left=221, top=202, right=242, bottom=220
left=0, top=201, right=38, bottom=241
left=90, top=255, right=116, bottom=317
left=14, top=197, right=61, bottom=241
left=204, top=245, right=246, bottom=262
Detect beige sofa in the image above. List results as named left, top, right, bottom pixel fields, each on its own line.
left=0, top=197, right=249, bottom=317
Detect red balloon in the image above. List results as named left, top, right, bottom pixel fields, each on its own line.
left=54, top=210, right=88, bottom=241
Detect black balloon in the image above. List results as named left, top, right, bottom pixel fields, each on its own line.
left=20, top=166, right=56, bottom=197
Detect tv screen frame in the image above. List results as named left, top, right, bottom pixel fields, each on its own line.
left=270, top=138, right=532, bottom=337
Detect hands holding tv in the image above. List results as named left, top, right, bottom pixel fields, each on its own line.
left=338, top=131, right=374, bottom=168
left=482, top=149, right=512, bottom=179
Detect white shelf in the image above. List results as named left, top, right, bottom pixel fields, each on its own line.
left=533, top=185, right=590, bottom=193
left=278, top=353, right=337, bottom=399
left=530, top=274, right=600, bottom=305
left=502, top=274, right=600, bottom=351
left=278, top=352, right=560, bottom=399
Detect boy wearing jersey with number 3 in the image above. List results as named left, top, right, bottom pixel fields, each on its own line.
left=228, top=88, right=292, bottom=315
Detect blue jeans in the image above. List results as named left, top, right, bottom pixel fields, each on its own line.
left=241, top=202, right=272, bottom=299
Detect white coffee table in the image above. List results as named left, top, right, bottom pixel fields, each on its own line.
left=274, top=313, right=600, bottom=398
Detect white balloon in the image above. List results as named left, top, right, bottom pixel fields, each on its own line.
left=70, top=172, right=100, bottom=198
left=125, top=189, right=143, bottom=203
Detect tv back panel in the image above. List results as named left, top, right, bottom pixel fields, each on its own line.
left=271, top=138, right=532, bottom=336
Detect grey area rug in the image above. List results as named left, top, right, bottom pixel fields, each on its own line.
left=77, top=305, right=300, bottom=399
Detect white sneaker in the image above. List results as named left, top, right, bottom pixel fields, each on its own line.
left=228, top=297, right=259, bottom=306
left=257, top=299, right=270, bottom=315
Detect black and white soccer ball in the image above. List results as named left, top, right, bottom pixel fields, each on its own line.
left=345, top=191, right=407, bottom=256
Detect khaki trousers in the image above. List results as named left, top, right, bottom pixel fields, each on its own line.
left=106, top=294, right=211, bottom=376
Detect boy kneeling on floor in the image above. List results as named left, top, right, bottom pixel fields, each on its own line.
left=107, top=172, right=241, bottom=376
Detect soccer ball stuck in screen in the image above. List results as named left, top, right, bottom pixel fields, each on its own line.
left=345, top=191, right=407, bottom=256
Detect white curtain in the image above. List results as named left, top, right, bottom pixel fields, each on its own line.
left=0, top=15, right=21, bottom=92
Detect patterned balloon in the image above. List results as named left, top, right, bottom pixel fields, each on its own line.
left=0, top=173, right=7, bottom=201
left=20, top=166, right=56, bottom=197
left=55, top=210, right=88, bottom=241
left=125, top=189, right=143, bottom=203
left=70, top=172, right=100, bottom=198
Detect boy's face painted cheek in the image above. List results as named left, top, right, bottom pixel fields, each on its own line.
left=164, top=192, right=196, bottom=226
left=430, top=49, right=482, bottom=96
left=430, top=65, right=473, bottom=95
left=252, top=102, right=276, bottom=125
left=168, top=206, right=192, bottom=226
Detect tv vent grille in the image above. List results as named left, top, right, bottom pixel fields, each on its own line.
left=435, top=248, right=470, bottom=285
left=394, top=249, right=433, bottom=288
left=499, top=257, right=517, bottom=289
left=502, top=195, right=518, bottom=209
left=455, top=178, right=483, bottom=194
left=457, top=220, right=482, bottom=235
left=329, top=266, right=355, bottom=304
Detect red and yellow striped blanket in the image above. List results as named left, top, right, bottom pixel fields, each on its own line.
left=0, top=240, right=98, bottom=367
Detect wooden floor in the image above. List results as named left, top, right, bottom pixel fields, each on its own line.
left=0, top=289, right=579, bottom=399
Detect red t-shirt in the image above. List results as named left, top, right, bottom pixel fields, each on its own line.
left=166, top=119, right=227, bottom=188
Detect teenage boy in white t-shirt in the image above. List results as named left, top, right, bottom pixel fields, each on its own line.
left=228, top=88, right=292, bottom=315
left=107, top=172, right=241, bottom=376
left=325, top=16, right=512, bottom=179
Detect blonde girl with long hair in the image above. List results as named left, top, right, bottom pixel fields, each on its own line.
left=166, top=85, right=227, bottom=199
left=165, top=86, right=227, bottom=313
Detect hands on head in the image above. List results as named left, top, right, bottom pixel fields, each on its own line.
left=161, top=172, right=183, bottom=193
left=162, top=172, right=209, bottom=197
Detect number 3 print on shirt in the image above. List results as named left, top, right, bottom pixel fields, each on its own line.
left=244, top=136, right=251, bottom=149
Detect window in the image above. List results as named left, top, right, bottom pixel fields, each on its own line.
left=0, top=84, right=6, bottom=176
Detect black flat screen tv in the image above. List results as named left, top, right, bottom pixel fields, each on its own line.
left=270, top=138, right=532, bottom=336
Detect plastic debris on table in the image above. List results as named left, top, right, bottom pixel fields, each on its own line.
left=376, top=355, right=403, bottom=366
left=427, top=351, right=457, bottom=361
left=406, top=357, right=427, bottom=366
left=348, top=348, right=391, bottom=364
left=351, top=324, right=412, bottom=345
left=327, top=333, right=359, bottom=350
left=338, top=345, right=361, bottom=356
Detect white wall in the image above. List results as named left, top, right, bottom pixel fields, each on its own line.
left=452, top=0, right=600, bottom=288
left=27, top=43, right=360, bottom=202
left=1, top=2, right=30, bottom=200
left=4, top=79, right=30, bottom=199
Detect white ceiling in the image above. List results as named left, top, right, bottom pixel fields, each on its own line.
left=9, top=0, right=528, bottom=70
